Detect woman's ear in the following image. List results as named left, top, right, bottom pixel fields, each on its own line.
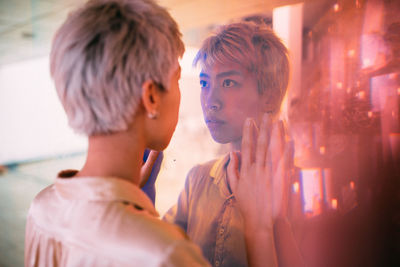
left=142, top=80, right=161, bottom=119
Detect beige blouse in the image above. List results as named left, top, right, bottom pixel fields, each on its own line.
left=25, top=170, right=209, bottom=267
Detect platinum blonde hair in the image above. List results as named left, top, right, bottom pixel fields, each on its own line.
left=194, top=22, right=289, bottom=113
left=50, top=0, right=184, bottom=135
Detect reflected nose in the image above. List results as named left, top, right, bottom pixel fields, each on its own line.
left=207, top=101, right=221, bottom=111
left=205, top=87, right=222, bottom=111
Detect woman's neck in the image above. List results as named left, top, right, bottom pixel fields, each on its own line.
left=77, top=130, right=145, bottom=185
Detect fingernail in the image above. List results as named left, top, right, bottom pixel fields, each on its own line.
left=245, top=118, right=252, bottom=126
left=262, top=113, right=268, bottom=122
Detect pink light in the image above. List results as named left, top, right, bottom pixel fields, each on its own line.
left=333, top=3, right=339, bottom=12
left=320, top=146, right=326, bottom=155
left=347, top=49, right=355, bottom=57
left=336, top=82, right=343, bottom=89
left=368, top=111, right=373, bottom=118
left=301, top=169, right=325, bottom=216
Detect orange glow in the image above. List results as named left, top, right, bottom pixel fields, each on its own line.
left=368, top=111, right=373, bottom=118
left=357, top=91, right=366, bottom=99
left=331, top=198, right=338, bottom=209
left=347, top=49, right=355, bottom=57
left=350, top=181, right=355, bottom=190
left=293, top=182, right=300, bottom=193
left=336, top=82, right=343, bottom=89
left=312, top=195, right=322, bottom=215
left=319, top=146, right=326, bottom=155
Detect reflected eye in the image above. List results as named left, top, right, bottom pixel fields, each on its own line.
left=222, top=79, right=237, bottom=88
left=200, top=80, right=209, bottom=89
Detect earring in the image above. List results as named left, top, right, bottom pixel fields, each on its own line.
left=147, top=110, right=159, bottom=119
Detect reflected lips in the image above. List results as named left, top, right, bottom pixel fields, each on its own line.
left=206, top=117, right=225, bottom=129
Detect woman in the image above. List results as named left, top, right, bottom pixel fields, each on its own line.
left=24, top=0, right=209, bottom=266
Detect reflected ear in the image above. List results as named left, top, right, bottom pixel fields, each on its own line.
left=141, top=80, right=161, bottom=117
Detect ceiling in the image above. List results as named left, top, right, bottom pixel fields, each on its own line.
left=0, top=0, right=334, bottom=67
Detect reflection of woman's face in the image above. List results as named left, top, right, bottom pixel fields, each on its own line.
left=199, top=61, right=264, bottom=149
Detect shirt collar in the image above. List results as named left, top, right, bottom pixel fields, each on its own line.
left=55, top=170, right=159, bottom=217
left=209, top=154, right=233, bottom=198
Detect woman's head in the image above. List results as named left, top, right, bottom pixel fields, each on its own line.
left=50, top=0, right=184, bottom=136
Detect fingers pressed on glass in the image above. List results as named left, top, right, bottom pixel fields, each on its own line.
left=256, top=113, right=272, bottom=171
left=279, top=120, right=286, bottom=154
left=228, top=151, right=240, bottom=193
left=242, top=118, right=254, bottom=171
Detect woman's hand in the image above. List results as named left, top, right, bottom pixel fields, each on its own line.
left=140, top=150, right=164, bottom=204
left=140, top=150, right=161, bottom=187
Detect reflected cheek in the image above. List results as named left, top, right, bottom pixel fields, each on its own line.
left=200, top=94, right=207, bottom=112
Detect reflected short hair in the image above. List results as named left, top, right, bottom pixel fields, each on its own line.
left=50, top=0, right=184, bottom=135
left=194, top=22, right=289, bottom=112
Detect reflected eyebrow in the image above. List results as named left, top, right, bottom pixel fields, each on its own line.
left=216, top=70, right=243, bottom=79
left=199, top=72, right=209, bottom=78
left=199, top=70, right=243, bottom=79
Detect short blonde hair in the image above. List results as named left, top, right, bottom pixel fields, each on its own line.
left=50, top=0, right=184, bottom=135
left=194, top=22, right=289, bottom=113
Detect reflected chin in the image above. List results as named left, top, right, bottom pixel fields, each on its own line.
left=209, top=130, right=235, bottom=145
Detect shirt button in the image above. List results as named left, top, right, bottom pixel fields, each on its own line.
left=215, top=261, right=220, bottom=266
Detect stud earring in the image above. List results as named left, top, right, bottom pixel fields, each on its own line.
left=147, top=111, right=159, bottom=119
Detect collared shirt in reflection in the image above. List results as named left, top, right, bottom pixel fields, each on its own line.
left=25, top=171, right=209, bottom=267
left=164, top=154, right=248, bottom=267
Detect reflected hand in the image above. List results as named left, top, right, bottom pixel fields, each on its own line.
left=227, top=113, right=292, bottom=229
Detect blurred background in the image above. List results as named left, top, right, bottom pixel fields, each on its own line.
left=0, top=0, right=399, bottom=266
